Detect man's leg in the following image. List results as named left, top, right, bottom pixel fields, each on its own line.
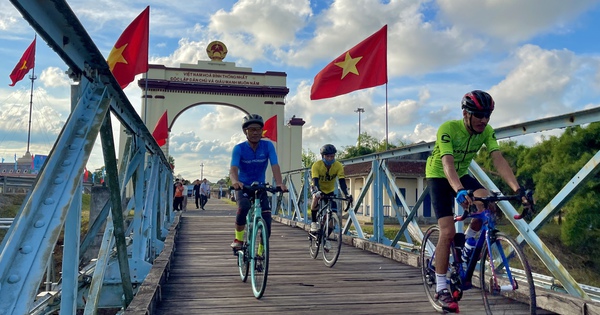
left=231, top=192, right=251, bottom=249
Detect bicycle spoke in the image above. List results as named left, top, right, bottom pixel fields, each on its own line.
left=322, top=211, right=343, bottom=267
left=480, top=232, right=536, bottom=314
left=251, top=218, right=269, bottom=299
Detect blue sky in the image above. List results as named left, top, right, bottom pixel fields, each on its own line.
left=1, top=0, right=600, bottom=182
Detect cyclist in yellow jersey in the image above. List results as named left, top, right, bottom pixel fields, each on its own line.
left=425, top=90, right=524, bottom=313
left=310, top=144, right=353, bottom=233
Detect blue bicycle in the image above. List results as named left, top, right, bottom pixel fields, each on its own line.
left=232, top=182, right=283, bottom=299
left=421, top=190, right=537, bottom=314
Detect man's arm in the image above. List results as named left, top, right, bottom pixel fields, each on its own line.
left=441, top=155, right=464, bottom=193
left=491, top=151, right=520, bottom=193
left=230, top=165, right=242, bottom=190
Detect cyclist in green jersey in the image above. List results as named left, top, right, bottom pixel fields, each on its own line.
left=425, top=90, right=524, bottom=313
left=310, top=144, right=353, bottom=233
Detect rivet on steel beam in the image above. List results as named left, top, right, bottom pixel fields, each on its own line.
left=7, top=274, right=20, bottom=283
left=20, top=245, right=32, bottom=254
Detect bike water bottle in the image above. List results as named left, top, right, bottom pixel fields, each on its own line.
left=462, top=237, right=476, bottom=262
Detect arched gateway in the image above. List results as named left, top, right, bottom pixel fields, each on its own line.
left=136, top=41, right=305, bottom=177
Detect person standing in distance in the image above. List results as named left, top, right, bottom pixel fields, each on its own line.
left=310, top=144, right=352, bottom=233
left=229, top=114, right=288, bottom=249
left=425, top=90, right=525, bottom=313
left=200, top=178, right=210, bottom=210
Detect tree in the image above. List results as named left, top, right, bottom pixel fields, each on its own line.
left=339, top=132, right=404, bottom=159
left=302, top=148, right=317, bottom=168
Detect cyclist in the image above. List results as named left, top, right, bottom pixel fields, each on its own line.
left=425, top=90, right=524, bottom=312
left=310, top=144, right=353, bottom=233
left=229, top=114, right=288, bottom=249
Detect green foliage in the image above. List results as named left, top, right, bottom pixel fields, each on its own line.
left=302, top=148, right=317, bottom=168
left=339, top=132, right=404, bottom=159
left=560, top=191, right=600, bottom=251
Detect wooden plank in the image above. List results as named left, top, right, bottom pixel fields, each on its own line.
left=149, top=198, right=549, bottom=314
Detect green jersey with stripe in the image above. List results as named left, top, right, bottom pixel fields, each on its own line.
left=426, top=119, right=499, bottom=178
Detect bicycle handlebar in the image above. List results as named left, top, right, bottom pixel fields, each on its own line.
left=320, top=194, right=354, bottom=212
left=455, top=189, right=534, bottom=222
left=229, top=182, right=287, bottom=194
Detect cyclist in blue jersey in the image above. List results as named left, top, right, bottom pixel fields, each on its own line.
left=229, top=114, right=288, bottom=249
left=425, top=90, right=525, bottom=313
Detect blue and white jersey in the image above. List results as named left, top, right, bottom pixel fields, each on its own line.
left=230, top=139, right=278, bottom=186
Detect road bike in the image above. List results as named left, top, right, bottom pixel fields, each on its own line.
left=232, top=182, right=283, bottom=299
left=421, top=190, right=537, bottom=314
left=308, top=194, right=352, bottom=267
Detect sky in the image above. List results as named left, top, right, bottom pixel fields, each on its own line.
left=1, top=0, right=600, bottom=183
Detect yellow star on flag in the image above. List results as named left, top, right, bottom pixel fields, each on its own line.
left=107, top=44, right=129, bottom=71
left=335, top=52, right=363, bottom=79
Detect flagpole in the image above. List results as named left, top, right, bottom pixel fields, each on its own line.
left=385, top=83, right=388, bottom=151
left=26, top=58, right=37, bottom=155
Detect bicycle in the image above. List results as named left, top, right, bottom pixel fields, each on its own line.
left=308, top=194, right=352, bottom=267
left=231, top=182, right=283, bottom=299
left=421, top=189, right=537, bottom=314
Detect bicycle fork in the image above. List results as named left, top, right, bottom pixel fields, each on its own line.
left=484, top=238, right=518, bottom=293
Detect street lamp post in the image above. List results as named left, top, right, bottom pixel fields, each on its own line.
left=200, top=163, right=204, bottom=179
left=354, top=107, right=365, bottom=147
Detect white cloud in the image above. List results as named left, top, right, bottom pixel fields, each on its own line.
left=437, top=0, right=599, bottom=44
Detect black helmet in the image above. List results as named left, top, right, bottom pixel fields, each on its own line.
left=320, top=144, right=337, bottom=155
left=242, top=114, right=264, bottom=129
left=461, top=90, right=495, bottom=113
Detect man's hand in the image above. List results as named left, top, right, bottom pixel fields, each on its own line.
left=277, top=184, right=288, bottom=192
left=456, top=189, right=470, bottom=206
left=312, top=190, right=322, bottom=198
left=346, top=194, right=353, bottom=204
left=231, top=181, right=244, bottom=190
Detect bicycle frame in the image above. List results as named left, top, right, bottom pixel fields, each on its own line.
left=452, top=209, right=500, bottom=292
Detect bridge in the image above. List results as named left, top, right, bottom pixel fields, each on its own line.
left=3, top=1, right=600, bottom=314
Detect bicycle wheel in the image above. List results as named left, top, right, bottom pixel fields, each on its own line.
left=480, top=232, right=536, bottom=315
left=237, top=226, right=250, bottom=282
left=237, top=247, right=250, bottom=282
left=250, top=217, right=269, bottom=299
left=309, top=215, right=320, bottom=259
left=420, top=225, right=445, bottom=313
left=322, top=211, right=343, bottom=267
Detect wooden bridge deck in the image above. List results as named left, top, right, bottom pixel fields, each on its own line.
left=152, top=198, right=551, bottom=315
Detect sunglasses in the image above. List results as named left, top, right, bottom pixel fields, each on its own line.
left=245, top=127, right=263, bottom=133
left=469, top=111, right=491, bottom=119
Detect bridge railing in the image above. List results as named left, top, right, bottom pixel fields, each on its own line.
left=1, top=1, right=176, bottom=314
left=279, top=105, right=600, bottom=304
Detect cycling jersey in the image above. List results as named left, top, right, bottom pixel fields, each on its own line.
left=426, top=119, right=499, bottom=178
left=311, top=160, right=345, bottom=194
left=231, top=139, right=279, bottom=186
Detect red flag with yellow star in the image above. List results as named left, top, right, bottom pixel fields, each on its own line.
left=107, top=6, right=149, bottom=89
left=262, top=115, right=277, bottom=142
left=310, top=25, right=387, bottom=100
left=9, top=37, right=36, bottom=86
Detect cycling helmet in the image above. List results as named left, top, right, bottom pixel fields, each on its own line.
left=241, top=114, right=264, bottom=129
left=320, top=144, right=337, bottom=155
left=461, top=90, right=495, bottom=112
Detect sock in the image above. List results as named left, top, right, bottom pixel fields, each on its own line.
left=235, top=229, right=244, bottom=242
left=258, top=243, right=264, bottom=256
left=436, top=274, right=447, bottom=292
left=465, top=226, right=477, bottom=239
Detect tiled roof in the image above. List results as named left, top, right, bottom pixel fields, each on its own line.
left=343, top=160, right=426, bottom=177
